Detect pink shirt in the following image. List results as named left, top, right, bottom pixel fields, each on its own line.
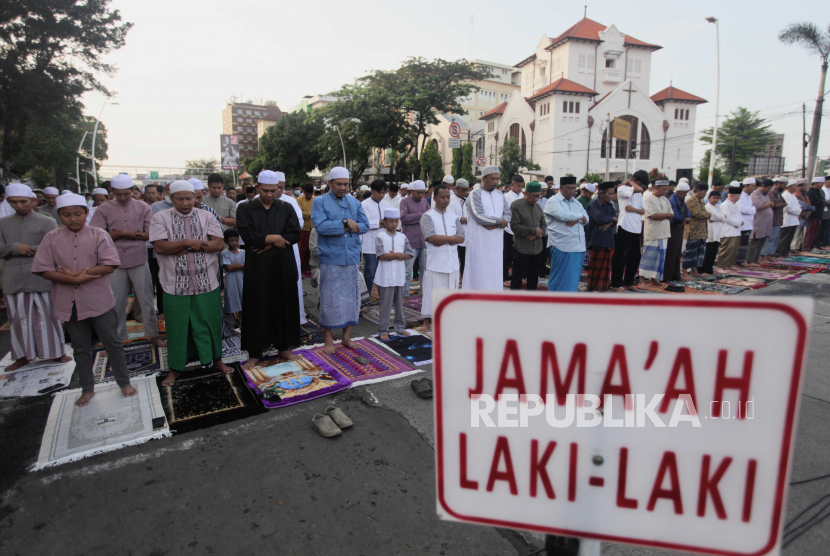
left=31, top=226, right=121, bottom=321
left=89, top=198, right=153, bottom=268
left=149, top=208, right=223, bottom=295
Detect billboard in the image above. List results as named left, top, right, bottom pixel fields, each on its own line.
left=221, top=135, right=240, bottom=170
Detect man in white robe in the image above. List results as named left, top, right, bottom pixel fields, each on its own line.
left=275, top=172, right=307, bottom=325
left=462, top=166, right=511, bottom=291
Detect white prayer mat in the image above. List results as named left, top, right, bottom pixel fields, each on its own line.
left=0, top=346, right=76, bottom=398
left=33, top=377, right=170, bottom=470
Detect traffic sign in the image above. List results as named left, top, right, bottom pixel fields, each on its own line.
left=449, top=122, right=461, bottom=138
left=449, top=138, right=461, bottom=149
left=613, top=117, right=631, bottom=141
left=150, top=171, right=159, bottom=179
left=477, top=157, right=488, bottom=167
left=433, top=291, right=812, bottom=556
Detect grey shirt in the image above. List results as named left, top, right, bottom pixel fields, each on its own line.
left=510, top=198, right=546, bottom=255
left=41, top=203, right=58, bottom=220
left=466, top=186, right=512, bottom=227
left=203, top=194, right=237, bottom=230
left=0, top=212, right=58, bottom=294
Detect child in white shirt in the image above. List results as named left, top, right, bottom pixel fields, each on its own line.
left=373, top=208, right=415, bottom=340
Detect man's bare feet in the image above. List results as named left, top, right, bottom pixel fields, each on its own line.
left=417, top=325, right=431, bottom=334
left=56, top=354, right=73, bottom=363
left=121, top=385, right=138, bottom=397
left=161, top=370, right=180, bottom=387
left=278, top=350, right=299, bottom=361
left=611, top=287, right=627, bottom=293
left=322, top=342, right=337, bottom=354
left=75, top=392, right=95, bottom=407
left=341, top=338, right=357, bottom=349
left=649, top=278, right=663, bottom=287
left=212, top=360, right=234, bottom=374
left=624, top=285, right=638, bottom=291
left=400, top=330, right=411, bottom=336
left=379, top=334, right=390, bottom=341
left=242, top=358, right=260, bottom=371
left=151, top=336, right=167, bottom=348
left=6, top=357, right=29, bottom=372
left=638, top=278, right=648, bottom=288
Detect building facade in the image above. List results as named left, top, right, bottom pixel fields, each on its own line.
left=221, top=100, right=284, bottom=160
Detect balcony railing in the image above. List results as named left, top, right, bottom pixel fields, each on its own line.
left=602, top=68, right=622, bottom=84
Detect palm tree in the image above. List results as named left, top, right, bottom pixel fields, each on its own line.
left=779, top=23, right=830, bottom=181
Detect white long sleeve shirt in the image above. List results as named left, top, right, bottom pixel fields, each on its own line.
left=782, top=190, right=804, bottom=228
left=720, top=199, right=743, bottom=238
left=739, top=191, right=756, bottom=232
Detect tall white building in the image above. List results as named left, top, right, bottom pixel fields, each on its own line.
left=482, top=17, right=707, bottom=181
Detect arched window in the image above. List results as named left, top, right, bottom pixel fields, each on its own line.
left=639, top=125, right=651, bottom=160
left=600, top=129, right=607, bottom=159
left=509, top=124, right=526, bottom=157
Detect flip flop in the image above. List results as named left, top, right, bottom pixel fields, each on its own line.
left=326, top=406, right=353, bottom=429
left=411, top=378, right=433, bottom=399
left=311, top=413, right=341, bottom=437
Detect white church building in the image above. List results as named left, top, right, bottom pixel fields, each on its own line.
left=481, top=17, right=707, bottom=182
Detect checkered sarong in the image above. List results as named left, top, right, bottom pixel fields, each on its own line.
left=586, top=247, right=614, bottom=291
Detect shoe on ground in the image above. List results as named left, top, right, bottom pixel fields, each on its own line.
left=325, top=406, right=353, bottom=428
left=311, top=413, right=342, bottom=437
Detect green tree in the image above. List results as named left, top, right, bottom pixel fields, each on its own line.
left=698, top=107, right=776, bottom=180
left=697, top=153, right=724, bottom=184
left=499, top=138, right=541, bottom=182
left=420, top=140, right=443, bottom=183
left=451, top=147, right=462, bottom=179
left=257, top=111, right=324, bottom=185
left=395, top=152, right=418, bottom=183
left=583, top=172, right=601, bottom=183
left=461, top=142, right=475, bottom=183
left=242, top=156, right=264, bottom=180
left=185, top=157, right=219, bottom=170
left=647, top=168, right=666, bottom=183
left=779, top=22, right=829, bottom=180
left=0, top=1, right=131, bottom=175
left=23, top=166, right=55, bottom=188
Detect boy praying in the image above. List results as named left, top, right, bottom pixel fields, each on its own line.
left=31, top=193, right=134, bottom=407
left=374, top=208, right=414, bottom=340
left=221, top=228, right=244, bottom=337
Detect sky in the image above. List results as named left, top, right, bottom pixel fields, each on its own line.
left=84, top=0, right=830, bottom=172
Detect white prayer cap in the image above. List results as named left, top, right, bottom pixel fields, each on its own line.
left=258, top=170, right=279, bottom=184
left=275, top=171, right=286, bottom=183
left=787, top=180, right=798, bottom=186
left=481, top=165, right=499, bottom=177
left=169, top=180, right=194, bottom=195
left=679, top=177, right=690, bottom=183
left=456, top=179, right=470, bottom=188
left=111, top=173, right=133, bottom=189
left=775, top=176, right=788, bottom=183
left=647, top=183, right=653, bottom=188
left=383, top=208, right=400, bottom=219
left=92, top=188, right=108, bottom=196
left=742, top=177, right=756, bottom=185
left=730, top=181, right=741, bottom=187
left=442, top=175, right=455, bottom=184
left=540, top=182, right=549, bottom=189
left=187, top=177, right=204, bottom=190
left=676, top=183, right=691, bottom=192
left=56, top=193, right=87, bottom=210
left=43, top=187, right=59, bottom=195
left=5, top=183, right=32, bottom=198
left=60, top=190, right=71, bottom=195
left=29, top=190, right=36, bottom=198
left=583, top=183, right=597, bottom=192
left=812, top=176, right=826, bottom=183
left=359, top=185, right=370, bottom=191
left=329, top=167, right=350, bottom=180
left=399, top=183, right=409, bottom=189
left=410, top=180, right=426, bottom=191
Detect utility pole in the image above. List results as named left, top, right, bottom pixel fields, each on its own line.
left=605, top=113, right=611, bottom=181
left=730, top=137, right=738, bottom=182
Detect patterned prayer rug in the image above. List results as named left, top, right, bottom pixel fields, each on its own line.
left=238, top=353, right=350, bottom=409
left=674, top=281, right=749, bottom=295
left=403, top=296, right=422, bottom=312
left=373, top=332, right=433, bottom=366
left=124, top=317, right=167, bottom=342
left=303, top=339, right=420, bottom=385
left=361, top=304, right=423, bottom=328
left=784, top=256, right=830, bottom=265
left=221, top=335, right=246, bottom=363
left=299, top=318, right=326, bottom=347
left=156, top=367, right=265, bottom=434
left=93, top=340, right=167, bottom=384
left=725, top=267, right=805, bottom=280
left=713, top=276, right=778, bottom=289
left=33, top=377, right=170, bottom=470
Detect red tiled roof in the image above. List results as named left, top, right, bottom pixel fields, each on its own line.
left=526, top=77, right=598, bottom=101
left=546, top=17, right=661, bottom=50
left=587, top=90, right=613, bottom=111
left=650, top=86, right=707, bottom=105
left=480, top=102, right=508, bottom=120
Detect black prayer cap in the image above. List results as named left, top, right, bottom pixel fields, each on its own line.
left=599, top=182, right=616, bottom=191
left=728, top=186, right=742, bottom=194
left=560, top=176, right=577, bottom=186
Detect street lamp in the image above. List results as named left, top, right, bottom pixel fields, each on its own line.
left=91, top=100, right=119, bottom=186
left=705, top=17, right=720, bottom=187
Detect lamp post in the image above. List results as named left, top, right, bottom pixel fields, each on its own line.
left=705, top=16, right=720, bottom=187
left=91, top=100, right=118, bottom=186
left=75, top=131, right=88, bottom=186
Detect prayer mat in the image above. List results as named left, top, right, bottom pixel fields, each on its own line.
left=361, top=304, right=423, bottom=328
left=92, top=340, right=167, bottom=384
left=761, top=261, right=829, bottom=271
left=784, top=256, right=830, bottom=265
left=303, top=339, right=420, bottom=386
left=0, top=320, right=10, bottom=332
left=124, top=317, right=167, bottom=342
left=301, top=269, right=312, bottom=278
left=673, top=281, right=749, bottom=295
left=403, top=296, right=422, bottom=312
left=298, top=318, right=326, bottom=347
left=156, top=366, right=265, bottom=434
left=238, top=353, right=350, bottom=410
left=713, top=276, right=778, bottom=289
left=722, top=268, right=805, bottom=281
left=373, top=331, right=433, bottom=366
left=32, top=377, right=170, bottom=470
left=370, top=285, right=421, bottom=300
left=0, top=348, right=75, bottom=398
left=221, top=335, right=246, bottom=363
left=635, top=282, right=737, bottom=295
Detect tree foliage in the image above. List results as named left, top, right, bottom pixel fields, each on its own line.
left=460, top=142, right=475, bottom=183
left=419, top=140, right=443, bottom=183
left=583, top=172, right=602, bottom=183
left=185, top=157, right=219, bottom=170
left=499, top=138, right=541, bottom=182
left=257, top=111, right=324, bottom=185
left=451, top=147, right=462, bottom=179
left=698, top=107, right=776, bottom=180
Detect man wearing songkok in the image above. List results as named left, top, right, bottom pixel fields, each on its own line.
left=236, top=170, right=303, bottom=368
left=544, top=178, right=588, bottom=292
left=374, top=208, right=413, bottom=340
left=682, top=182, right=711, bottom=277
left=418, top=185, right=464, bottom=333
left=804, top=177, right=827, bottom=251
left=639, top=180, right=674, bottom=287
left=462, top=166, right=511, bottom=291
left=361, top=179, right=391, bottom=298
left=502, top=175, right=525, bottom=284
left=203, top=173, right=237, bottom=231
left=737, top=178, right=757, bottom=265
left=90, top=173, right=165, bottom=347
left=311, top=166, right=369, bottom=354
left=585, top=182, right=617, bottom=291
left=664, top=181, right=691, bottom=282
left=86, top=187, right=108, bottom=224
left=452, top=179, right=470, bottom=276
left=149, top=181, right=230, bottom=386
left=777, top=180, right=804, bottom=258
left=41, top=187, right=59, bottom=219
left=610, top=170, right=647, bottom=292
left=31, top=193, right=131, bottom=406
left=717, top=186, right=745, bottom=271
left=399, top=180, right=430, bottom=296
left=746, top=179, right=775, bottom=263
left=509, top=181, right=546, bottom=291
left=297, top=184, right=315, bottom=271
left=0, top=184, right=70, bottom=371
left=701, top=191, right=726, bottom=275
left=764, top=177, right=788, bottom=259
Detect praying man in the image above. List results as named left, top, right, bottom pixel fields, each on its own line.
left=544, top=179, right=588, bottom=292
left=462, top=165, right=511, bottom=291
left=236, top=170, right=303, bottom=368
left=311, top=167, right=369, bottom=354
left=149, top=181, right=231, bottom=386
left=639, top=180, right=674, bottom=287
left=41, top=187, right=60, bottom=219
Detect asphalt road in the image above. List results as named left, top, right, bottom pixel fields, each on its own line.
left=2, top=275, right=830, bottom=556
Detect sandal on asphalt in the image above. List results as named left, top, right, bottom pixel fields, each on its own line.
left=325, top=406, right=353, bottom=429
left=411, top=378, right=433, bottom=399
left=311, top=413, right=342, bottom=437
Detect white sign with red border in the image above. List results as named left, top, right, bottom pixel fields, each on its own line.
left=433, top=291, right=811, bottom=556
left=477, top=157, right=488, bottom=167
left=449, top=122, right=461, bottom=138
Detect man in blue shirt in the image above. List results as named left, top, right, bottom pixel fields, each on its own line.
left=311, top=167, right=369, bottom=354
left=543, top=179, right=589, bottom=292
